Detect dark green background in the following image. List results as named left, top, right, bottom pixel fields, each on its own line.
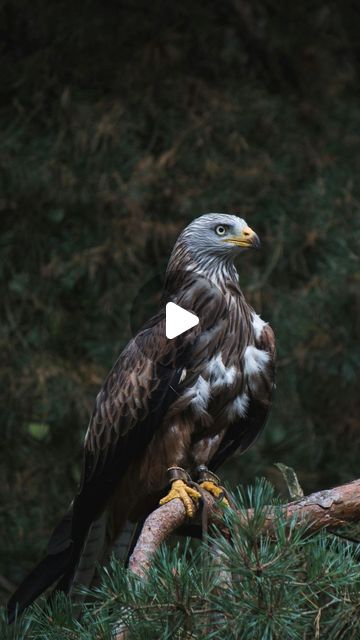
left=1, top=0, right=359, bottom=601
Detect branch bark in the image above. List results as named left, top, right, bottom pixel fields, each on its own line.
left=113, top=479, right=360, bottom=639
left=128, top=478, right=360, bottom=579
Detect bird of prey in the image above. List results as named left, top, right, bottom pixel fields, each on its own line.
left=8, top=213, right=275, bottom=622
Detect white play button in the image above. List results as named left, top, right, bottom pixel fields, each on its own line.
left=165, top=302, right=199, bottom=339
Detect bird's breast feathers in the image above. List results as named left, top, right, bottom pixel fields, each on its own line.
left=172, top=309, right=274, bottom=429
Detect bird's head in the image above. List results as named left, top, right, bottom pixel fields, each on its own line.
left=166, top=213, right=260, bottom=292
left=177, top=213, right=260, bottom=263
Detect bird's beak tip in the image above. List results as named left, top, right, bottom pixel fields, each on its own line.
left=243, top=226, right=261, bottom=249
left=253, top=233, right=261, bottom=249
left=225, top=227, right=261, bottom=249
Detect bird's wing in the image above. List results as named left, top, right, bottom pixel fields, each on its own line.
left=72, top=274, right=228, bottom=532
left=57, top=274, right=228, bottom=593
left=84, top=276, right=226, bottom=479
left=7, top=275, right=228, bottom=617
left=209, top=317, right=276, bottom=471
left=71, top=323, right=183, bottom=547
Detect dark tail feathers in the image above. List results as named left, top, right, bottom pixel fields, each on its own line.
left=7, top=508, right=88, bottom=624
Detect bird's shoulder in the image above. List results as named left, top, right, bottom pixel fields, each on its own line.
left=82, top=278, right=227, bottom=470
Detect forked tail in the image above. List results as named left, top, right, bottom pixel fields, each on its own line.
left=7, top=507, right=89, bottom=623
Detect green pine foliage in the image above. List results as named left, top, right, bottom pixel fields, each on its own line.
left=1, top=480, right=359, bottom=639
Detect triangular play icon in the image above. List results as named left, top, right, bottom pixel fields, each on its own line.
left=165, top=302, right=199, bottom=339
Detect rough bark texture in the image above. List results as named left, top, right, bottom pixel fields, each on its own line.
left=128, top=479, right=360, bottom=579
left=112, top=479, right=360, bottom=638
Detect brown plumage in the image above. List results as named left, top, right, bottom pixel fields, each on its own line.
left=8, top=213, right=275, bottom=621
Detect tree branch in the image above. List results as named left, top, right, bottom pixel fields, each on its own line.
left=128, top=479, right=360, bottom=579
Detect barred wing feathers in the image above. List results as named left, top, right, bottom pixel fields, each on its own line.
left=82, top=274, right=227, bottom=487
left=7, top=274, right=229, bottom=620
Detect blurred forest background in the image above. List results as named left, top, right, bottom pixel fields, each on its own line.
left=0, top=0, right=359, bottom=603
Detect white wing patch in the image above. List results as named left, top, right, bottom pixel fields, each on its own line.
left=244, top=345, right=270, bottom=376
left=227, top=393, right=249, bottom=421
left=251, top=313, right=267, bottom=340
left=207, top=353, right=236, bottom=389
left=184, top=375, right=211, bottom=415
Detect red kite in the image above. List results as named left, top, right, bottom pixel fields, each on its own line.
left=8, top=213, right=275, bottom=621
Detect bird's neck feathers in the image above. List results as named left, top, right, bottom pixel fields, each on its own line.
left=166, top=241, right=240, bottom=293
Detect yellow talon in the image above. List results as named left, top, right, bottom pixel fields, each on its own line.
left=159, top=479, right=201, bottom=518
left=200, top=480, right=230, bottom=507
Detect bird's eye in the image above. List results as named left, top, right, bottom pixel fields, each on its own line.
left=215, top=225, right=227, bottom=236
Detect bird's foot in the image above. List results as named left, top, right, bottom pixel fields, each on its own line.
left=159, top=467, right=201, bottom=518
left=195, top=465, right=230, bottom=507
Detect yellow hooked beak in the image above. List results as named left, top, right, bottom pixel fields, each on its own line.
left=223, top=226, right=261, bottom=249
